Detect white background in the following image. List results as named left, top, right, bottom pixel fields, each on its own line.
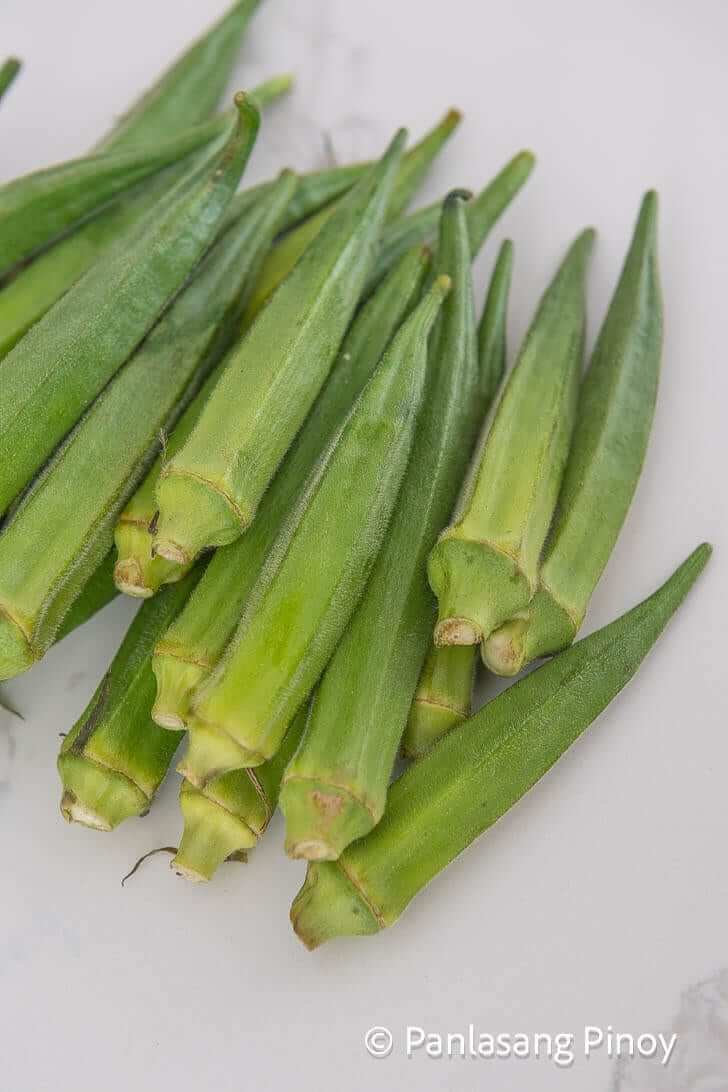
left=1, top=1, right=726, bottom=1089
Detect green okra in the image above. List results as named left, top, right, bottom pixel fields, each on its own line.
left=55, top=552, right=119, bottom=642
left=58, top=568, right=203, bottom=832
left=151, top=243, right=431, bottom=730
left=280, top=192, right=484, bottom=861
left=0, top=58, right=20, bottom=103
left=172, top=704, right=309, bottom=882
left=484, top=193, right=662, bottom=676
left=404, top=238, right=514, bottom=759
left=291, top=543, right=712, bottom=948
left=113, top=170, right=298, bottom=599
left=180, top=278, right=450, bottom=784
left=0, top=148, right=270, bottom=682
left=428, top=228, right=594, bottom=652
left=0, top=96, right=258, bottom=518
left=153, top=129, right=408, bottom=563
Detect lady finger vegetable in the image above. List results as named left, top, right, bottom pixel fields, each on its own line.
left=280, top=192, right=483, bottom=860
left=153, top=129, right=408, bottom=562
left=151, top=244, right=431, bottom=730
left=0, top=95, right=258, bottom=516
left=181, top=277, right=450, bottom=783
left=55, top=552, right=118, bottom=642
left=113, top=170, right=298, bottom=599
left=0, top=58, right=20, bottom=103
left=404, top=239, right=513, bottom=758
left=428, top=228, right=594, bottom=651
left=291, top=543, right=711, bottom=948
left=484, top=193, right=662, bottom=675
left=58, top=569, right=203, bottom=832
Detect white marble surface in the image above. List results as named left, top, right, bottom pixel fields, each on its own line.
left=1, top=1, right=727, bottom=1089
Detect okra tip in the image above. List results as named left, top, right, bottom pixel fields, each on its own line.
left=445, top=188, right=474, bottom=206
left=290, top=863, right=382, bottom=950
left=248, top=72, right=295, bottom=108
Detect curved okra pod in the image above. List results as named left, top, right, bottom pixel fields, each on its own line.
left=0, top=96, right=258, bottom=518
left=280, top=193, right=483, bottom=860
left=428, top=228, right=594, bottom=651
left=180, top=278, right=450, bottom=783
left=151, top=244, right=431, bottom=730
left=172, top=704, right=309, bottom=882
left=291, top=543, right=712, bottom=948
left=113, top=171, right=298, bottom=599
left=484, top=193, right=662, bottom=675
left=153, top=130, right=408, bottom=563
left=0, top=58, right=21, bottom=104
left=404, top=239, right=514, bottom=758
left=58, top=569, right=204, bottom=832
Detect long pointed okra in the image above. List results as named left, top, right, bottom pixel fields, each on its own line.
left=180, top=278, right=450, bottom=784
left=0, top=156, right=277, bottom=682
left=291, top=543, right=712, bottom=948
left=172, top=704, right=309, bottom=882
left=484, top=193, right=662, bottom=676
left=0, top=58, right=20, bottom=103
left=151, top=244, right=431, bottom=730
left=113, top=171, right=298, bottom=599
left=280, top=193, right=484, bottom=860
left=153, top=130, right=408, bottom=563
left=0, top=96, right=258, bottom=517
left=58, top=569, right=203, bottom=832
left=428, top=228, right=594, bottom=652
left=404, top=239, right=513, bottom=759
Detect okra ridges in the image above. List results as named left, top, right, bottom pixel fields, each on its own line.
left=290, top=859, right=382, bottom=949
left=171, top=782, right=258, bottom=882
left=429, top=540, right=530, bottom=648
left=59, top=756, right=149, bottom=832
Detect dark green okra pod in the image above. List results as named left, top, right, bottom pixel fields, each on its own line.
left=291, top=543, right=712, bottom=948
left=280, top=192, right=483, bottom=860
left=484, top=193, right=662, bottom=675
left=0, top=58, right=20, bottom=103
left=428, top=228, right=594, bottom=652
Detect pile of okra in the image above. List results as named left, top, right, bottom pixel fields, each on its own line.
left=0, top=2, right=711, bottom=949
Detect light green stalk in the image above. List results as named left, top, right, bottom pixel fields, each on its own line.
left=280, top=192, right=483, bottom=860
left=0, top=96, right=258, bottom=518
left=484, top=193, right=662, bottom=675
left=113, top=171, right=298, bottom=599
left=404, top=239, right=513, bottom=758
left=153, top=130, right=408, bottom=562
left=0, top=58, right=20, bottom=103
left=428, top=228, right=594, bottom=651
left=180, top=278, right=450, bottom=783
left=291, top=543, right=711, bottom=948
left=151, top=244, right=431, bottom=730
left=58, top=569, right=203, bottom=831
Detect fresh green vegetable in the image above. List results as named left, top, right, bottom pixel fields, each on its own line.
left=484, top=193, right=662, bottom=675
left=428, top=228, right=594, bottom=651
left=180, top=278, right=450, bottom=784
left=58, top=569, right=203, bottom=831
left=153, top=130, right=408, bottom=563
left=291, top=543, right=711, bottom=948
left=151, top=244, right=431, bottom=730
left=55, top=553, right=119, bottom=642
left=113, top=170, right=298, bottom=599
left=280, top=192, right=483, bottom=860
left=0, top=96, right=258, bottom=518
left=404, top=238, right=513, bottom=758
left=0, top=58, right=20, bottom=103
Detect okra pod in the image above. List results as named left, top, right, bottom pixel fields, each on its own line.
left=153, top=130, right=408, bottom=562
left=113, top=170, right=298, bottom=599
left=280, top=193, right=483, bottom=860
left=291, top=543, right=712, bottom=948
left=0, top=96, right=258, bottom=517
left=151, top=244, right=431, bottom=730
left=55, top=552, right=118, bottom=642
left=181, top=278, right=450, bottom=783
left=428, top=228, right=594, bottom=650
left=484, top=193, right=662, bottom=675
left=404, top=239, right=514, bottom=758
left=58, top=569, right=203, bottom=832
left=0, top=58, right=20, bottom=103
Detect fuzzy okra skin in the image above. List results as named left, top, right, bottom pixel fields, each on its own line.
left=292, top=543, right=712, bottom=948
left=280, top=193, right=484, bottom=860
left=58, top=569, right=203, bottom=832
left=0, top=96, right=258, bottom=518
left=484, top=193, right=663, bottom=676
left=428, top=228, right=594, bottom=651
left=55, top=553, right=118, bottom=642
left=0, top=58, right=20, bottom=103
left=113, top=171, right=298, bottom=599
left=151, top=244, right=431, bottom=731
left=180, top=278, right=450, bottom=784
left=153, top=129, right=408, bottom=563
left=404, top=239, right=514, bottom=759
